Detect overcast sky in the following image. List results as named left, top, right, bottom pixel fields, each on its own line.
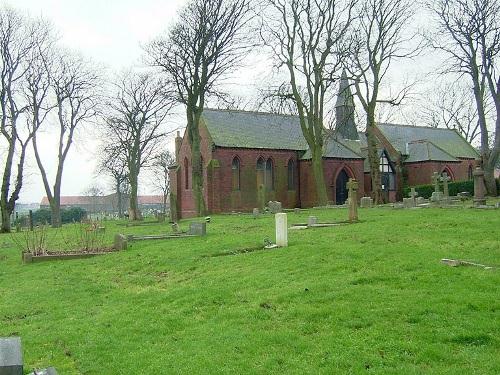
left=4, top=0, right=445, bottom=204
left=9, top=0, right=187, bottom=203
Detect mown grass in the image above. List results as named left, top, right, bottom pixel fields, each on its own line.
left=0, top=206, right=499, bottom=374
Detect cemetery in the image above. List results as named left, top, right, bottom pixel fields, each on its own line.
left=0, top=1, right=499, bottom=374
left=1, top=201, right=499, bottom=374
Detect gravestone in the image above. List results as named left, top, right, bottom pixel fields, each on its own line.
left=347, top=178, right=359, bottom=222
left=430, top=191, right=443, bottom=204
left=360, top=197, right=373, bottom=208
left=252, top=208, right=260, bottom=219
left=409, top=188, right=419, bottom=207
left=416, top=197, right=426, bottom=205
left=189, top=222, right=206, bottom=236
left=0, top=337, right=23, bottom=375
left=268, top=201, right=282, bottom=214
left=294, top=208, right=301, bottom=214
left=440, top=173, right=451, bottom=198
left=307, top=216, right=317, bottom=227
left=275, top=213, right=288, bottom=247
left=431, top=172, right=440, bottom=193
left=113, top=234, right=128, bottom=251
left=472, top=167, right=486, bottom=206
left=403, top=198, right=413, bottom=208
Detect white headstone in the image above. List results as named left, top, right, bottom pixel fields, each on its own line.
left=275, top=213, right=288, bottom=247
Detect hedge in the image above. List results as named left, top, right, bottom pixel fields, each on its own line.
left=404, top=178, right=500, bottom=199
left=403, top=180, right=474, bottom=199
left=17, top=207, right=87, bottom=225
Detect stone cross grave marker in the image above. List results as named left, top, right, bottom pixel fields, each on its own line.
left=472, top=167, right=486, bottom=206
left=275, top=213, right=288, bottom=247
left=0, top=336, right=23, bottom=375
left=346, top=178, right=359, bottom=222
left=432, top=172, right=440, bottom=193
left=409, top=188, right=418, bottom=207
left=440, top=173, right=451, bottom=198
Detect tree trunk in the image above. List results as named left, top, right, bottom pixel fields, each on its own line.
left=117, top=182, right=123, bottom=218
left=483, top=101, right=499, bottom=196
left=366, top=109, right=383, bottom=204
left=311, top=146, right=328, bottom=206
left=187, top=107, right=206, bottom=216
left=1, top=137, right=16, bottom=233
left=50, top=200, right=61, bottom=227
left=0, top=203, right=11, bottom=233
left=128, top=170, right=141, bottom=221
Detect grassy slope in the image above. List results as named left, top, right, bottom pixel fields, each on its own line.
left=0, top=207, right=499, bottom=374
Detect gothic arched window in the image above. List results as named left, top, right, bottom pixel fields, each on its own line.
left=287, top=159, right=296, bottom=190
left=265, top=158, right=274, bottom=191
left=184, top=157, right=189, bottom=190
left=232, top=157, right=240, bottom=191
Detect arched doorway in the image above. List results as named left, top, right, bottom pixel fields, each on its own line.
left=335, top=169, right=350, bottom=205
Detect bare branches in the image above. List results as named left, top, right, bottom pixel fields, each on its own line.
left=0, top=6, right=54, bottom=232
left=429, top=0, right=500, bottom=195
left=103, top=71, right=174, bottom=220
left=261, top=0, right=358, bottom=205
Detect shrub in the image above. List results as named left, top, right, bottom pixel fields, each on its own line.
left=403, top=180, right=474, bottom=199
left=19, top=207, right=87, bottom=226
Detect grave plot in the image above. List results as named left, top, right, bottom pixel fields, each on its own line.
left=291, top=178, right=360, bottom=229
left=124, top=222, right=206, bottom=243
left=0, top=336, right=58, bottom=375
left=18, top=222, right=120, bottom=264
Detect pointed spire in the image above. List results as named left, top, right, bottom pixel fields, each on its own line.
left=335, top=69, right=359, bottom=140
left=336, top=69, right=355, bottom=108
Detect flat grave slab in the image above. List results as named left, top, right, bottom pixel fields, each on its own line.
left=0, top=337, right=22, bottom=375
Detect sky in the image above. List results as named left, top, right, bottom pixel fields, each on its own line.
left=9, top=0, right=187, bottom=203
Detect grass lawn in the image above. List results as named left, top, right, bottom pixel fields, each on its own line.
left=0, top=207, right=499, bottom=374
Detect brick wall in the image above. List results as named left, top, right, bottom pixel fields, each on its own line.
left=299, top=158, right=365, bottom=207
left=211, top=147, right=299, bottom=212
left=405, top=159, right=478, bottom=186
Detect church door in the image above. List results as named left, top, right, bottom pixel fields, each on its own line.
left=335, top=169, right=349, bottom=205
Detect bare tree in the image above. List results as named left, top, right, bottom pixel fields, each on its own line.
left=430, top=0, right=500, bottom=196
left=422, top=82, right=483, bottom=144
left=104, top=71, right=172, bottom=221
left=261, top=0, right=356, bottom=205
left=97, top=145, right=129, bottom=218
left=150, top=150, right=175, bottom=214
left=82, top=184, right=104, bottom=218
left=347, top=0, right=420, bottom=203
left=31, top=50, right=101, bottom=227
left=0, top=7, right=51, bottom=233
left=147, top=0, right=253, bottom=216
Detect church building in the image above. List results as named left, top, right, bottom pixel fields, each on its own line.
left=170, top=73, right=479, bottom=218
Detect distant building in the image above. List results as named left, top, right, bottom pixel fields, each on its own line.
left=170, top=71, right=479, bottom=218
left=39, top=194, right=165, bottom=214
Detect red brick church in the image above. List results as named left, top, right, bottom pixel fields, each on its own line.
left=169, top=74, right=479, bottom=218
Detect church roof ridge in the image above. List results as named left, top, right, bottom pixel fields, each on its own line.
left=203, top=107, right=299, bottom=119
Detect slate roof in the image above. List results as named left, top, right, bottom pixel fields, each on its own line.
left=202, top=109, right=308, bottom=151
left=377, top=123, right=479, bottom=160
left=301, top=138, right=364, bottom=160
left=405, top=140, right=458, bottom=163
